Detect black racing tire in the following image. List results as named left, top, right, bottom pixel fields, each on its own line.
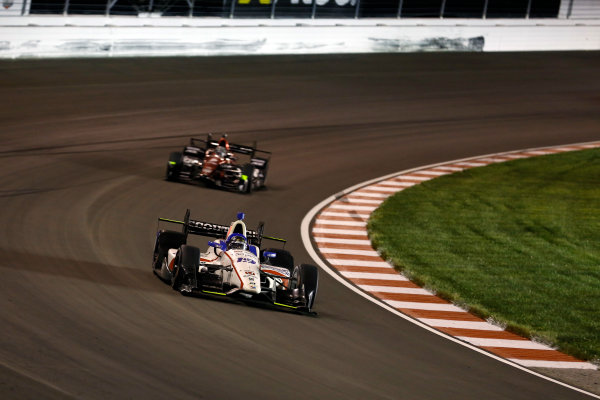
left=296, top=264, right=319, bottom=312
left=261, top=248, right=294, bottom=275
left=261, top=164, right=268, bottom=188
left=166, top=152, right=182, bottom=181
left=172, top=245, right=200, bottom=291
left=154, top=255, right=171, bottom=282
left=171, top=260, right=182, bottom=290
left=152, top=230, right=186, bottom=280
left=190, top=165, right=202, bottom=182
left=255, top=164, right=268, bottom=189
left=241, top=163, right=255, bottom=194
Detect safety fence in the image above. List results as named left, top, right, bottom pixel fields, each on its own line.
left=5, top=0, right=594, bottom=19
left=2, top=0, right=599, bottom=58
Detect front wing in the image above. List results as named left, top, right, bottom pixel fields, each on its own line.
left=175, top=264, right=315, bottom=315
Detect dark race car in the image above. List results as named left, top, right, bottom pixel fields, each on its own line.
left=166, top=134, right=270, bottom=194
left=151, top=210, right=319, bottom=315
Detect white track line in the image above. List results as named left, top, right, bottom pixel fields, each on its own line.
left=359, top=187, right=400, bottom=193
left=504, top=154, right=528, bottom=159
left=419, top=319, right=505, bottom=331
left=456, top=337, right=553, bottom=350
left=318, top=248, right=380, bottom=256
left=313, top=237, right=372, bottom=245
left=349, top=192, right=390, bottom=198
left=315, top=220, right=367, bottom=227
left=524, top=150, right=555, bottom=155
left=397, top=175, right=430, bottom=181
left=337, top=198, right=383, bottom=205
left=478, top=157, right=513, bottom=163
left=434, top=165, right=464, bottom=171
left=319, top=211, right=371, bottom=218
left=327, top=204, right=378, bottom=211
left=414, top=170, right=450, bottom=176
left=340, top=271, right=408, bottom=280
left=325, top=259, right=391, bottom=268
left=553, top=146, right=582, bottom=152
left=359, top=285, right=431, bottom=295
left=377, top=181, right=415, bottom=187
left=312, top=228, right=369, bottom=235
left=386, top=301, right=464, bottom=312
left=510, top=360, right=598, bottom=370
left=455, top=161, right=489, bottom=167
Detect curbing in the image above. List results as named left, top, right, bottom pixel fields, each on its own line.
left=301, top=140, right=600, bottom=398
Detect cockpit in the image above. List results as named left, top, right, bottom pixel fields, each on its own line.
left=214, top=146, right=228, bottom=158
left=226, top=233, right=247, bottom=251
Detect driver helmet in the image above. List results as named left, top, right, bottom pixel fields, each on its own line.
left=226, top=233, right=247, bottom=251
left=215, top=146, right=227, bottom=158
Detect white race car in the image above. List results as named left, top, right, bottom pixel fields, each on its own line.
left=152, top=210, right=318, bottom=314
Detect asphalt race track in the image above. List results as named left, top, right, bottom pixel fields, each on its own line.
left=1, top=53, right=599, bottom=399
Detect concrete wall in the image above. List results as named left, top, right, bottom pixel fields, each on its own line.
left=559, top=0, right=600, bottom=19
left=0, top=16, right=599, bottom=58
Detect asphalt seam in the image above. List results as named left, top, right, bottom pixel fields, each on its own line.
left=301, top=141, right=600, bottom=398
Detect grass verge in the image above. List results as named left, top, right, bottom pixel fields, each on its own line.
left=368, top=148, right=600, bottom=363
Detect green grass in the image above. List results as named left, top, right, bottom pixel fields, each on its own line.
left=368, top=148, right=600, bottom=363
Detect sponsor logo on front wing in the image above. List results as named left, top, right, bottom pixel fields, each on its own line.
left=260, top=265, right=290, bottom=278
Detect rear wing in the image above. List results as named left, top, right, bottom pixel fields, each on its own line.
left=190, top=134, right=271, bottom=161
left=158, top=209, right=285, bottom=248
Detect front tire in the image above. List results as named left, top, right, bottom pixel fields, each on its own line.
left=241, top=164, right=255, bottom=194
left=295, top=264, right=319, bottom=312
left=166, top=152, right=182, bottom=181
left=152, top=230, right=186, bottom=281
left=172, top=245, right=200, bottom=292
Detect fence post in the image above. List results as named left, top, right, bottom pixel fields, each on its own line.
left=354, top=0, right=360, bottom=19
left=311, top=0, right=316, bottom=19
left=105, top=0, right=118, bottom=16
left=229, top=0, right=236, bottom=18
left=396, top=0, right=403, bottom=18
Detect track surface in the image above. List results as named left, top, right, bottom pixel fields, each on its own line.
left=1, top=53, right=599, bottom=399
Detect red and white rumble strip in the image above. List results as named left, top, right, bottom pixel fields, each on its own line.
left=304, top=141, right=600, bottom=373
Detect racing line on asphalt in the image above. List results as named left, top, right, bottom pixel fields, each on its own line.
left=301, top=141, right=600, bottom=398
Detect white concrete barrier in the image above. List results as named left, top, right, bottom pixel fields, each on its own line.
left=0, top=16, right=599, bottom=58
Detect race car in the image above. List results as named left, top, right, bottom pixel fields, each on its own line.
left=151, top=210, right=318, bottom=314
left=165, top=134, right=270, bottom=194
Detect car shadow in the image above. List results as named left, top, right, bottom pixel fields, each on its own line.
left=0, top=248, right=164, bottom=293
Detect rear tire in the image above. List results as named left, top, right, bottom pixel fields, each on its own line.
left=261, top=248, right=294, bottom=275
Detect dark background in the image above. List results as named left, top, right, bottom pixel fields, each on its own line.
left=29, top=0, right=561, bottom=18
